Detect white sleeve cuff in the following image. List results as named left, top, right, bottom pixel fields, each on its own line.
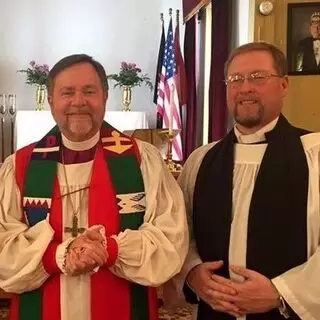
left=55, top=237, right=75, bottom=275
left=272, top=276, right=312, bottom=319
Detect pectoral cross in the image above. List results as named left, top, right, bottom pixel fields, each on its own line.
left=64, top=215, right=86, bottom=237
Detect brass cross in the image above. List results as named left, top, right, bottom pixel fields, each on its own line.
left=102, top=131, right=133, bottom=154
left=64, top=215, right=85, bottom=237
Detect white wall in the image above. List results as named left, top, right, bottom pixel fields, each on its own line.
left=235, top=0, right=254, bottom=46
left=0, top=0, right=182, bottom=127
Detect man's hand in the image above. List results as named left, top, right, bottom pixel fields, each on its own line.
left=64, top=232, right=108, bottom=276
left=186, top=261, right=243, bottom=317
left=212, top=266, right=281, bottom=314
left=85, top=227, right=105, bottom=243
left=65, top=247, right=97, bottom=276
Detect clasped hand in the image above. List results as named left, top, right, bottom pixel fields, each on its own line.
left=64, top=228, right=108, bottom=276
left=186, top=261, right=280, bottom=317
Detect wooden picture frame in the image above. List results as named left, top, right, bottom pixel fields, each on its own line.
left=287, top=2, right=320, bottom=75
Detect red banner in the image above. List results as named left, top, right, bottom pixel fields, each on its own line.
left=183, top=0, right=210, bottom=22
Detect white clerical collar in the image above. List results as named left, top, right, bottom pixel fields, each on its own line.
left=62, top=131, right=100, bottom=151
left=234, top=117, right=279, bottom=144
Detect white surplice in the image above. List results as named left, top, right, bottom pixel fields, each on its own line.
left=0, top=132, right=189, bottom=320
left=172, top=121, right=320, bottom=320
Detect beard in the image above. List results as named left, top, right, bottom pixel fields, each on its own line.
left=63, top=113, right=96, bottom=141
left=234, top=101, right=264, bottom=128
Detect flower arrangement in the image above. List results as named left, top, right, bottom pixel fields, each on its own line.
left=18, top=61, right=50, bottom=86
left=107, top=62, right=153, bottom=90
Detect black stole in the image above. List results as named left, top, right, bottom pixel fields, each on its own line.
left=193, top=115, right=309, bottom=320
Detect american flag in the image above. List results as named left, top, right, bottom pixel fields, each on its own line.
left=156, top=17, right=183, bottom=161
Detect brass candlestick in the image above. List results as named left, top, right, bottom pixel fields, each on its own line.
left=157, top=129, right=182, bottom=173
left=0, top=94, right=6, bottom=162
left=8, top=94, right=16, bottom=154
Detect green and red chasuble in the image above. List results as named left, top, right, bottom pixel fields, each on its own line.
left=10, top=121, right=158, bottom=320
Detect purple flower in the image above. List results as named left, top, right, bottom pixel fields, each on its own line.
left=30, top=60, right=36, bottom=67
left=128, top=63, right=136, bottom=69
left=121, top=62, right=128, bottom=70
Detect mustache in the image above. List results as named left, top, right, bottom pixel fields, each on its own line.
left=235, top=96, right=261, bottom=104
left=65, top=109, right=91, bottom=115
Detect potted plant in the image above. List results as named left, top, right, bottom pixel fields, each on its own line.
left=18, top=61, right=50, bottom=111
left=107, top=62, right=153, bottom=111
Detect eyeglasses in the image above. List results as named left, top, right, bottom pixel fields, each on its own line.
left=224, top=71, right=282, bottom=88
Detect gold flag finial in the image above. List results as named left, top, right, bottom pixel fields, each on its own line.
left=176, top=9, right=180, bottom=24
left=160, top=12, right=164, bottom=23
left=169, top=8, right=172, bottom=16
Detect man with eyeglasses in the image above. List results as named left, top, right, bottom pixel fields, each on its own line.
left=169, top=42, right=320, bottom=319
left=296, top=11, right=320, bottom=73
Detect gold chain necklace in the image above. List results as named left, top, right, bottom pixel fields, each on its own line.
left=61, top=148, right=94, bottom=237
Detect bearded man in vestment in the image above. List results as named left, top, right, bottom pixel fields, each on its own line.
left=0, top=54, right=188, bottom=320
left=168, top=42, right=320, bottom=320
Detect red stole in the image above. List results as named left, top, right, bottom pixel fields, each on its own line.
left=11, top=142, right=157, bottom=320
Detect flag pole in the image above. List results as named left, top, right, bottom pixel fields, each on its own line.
left=172, top=7, right=186, bottom=161
left=154, top=12, right=165, bottom=127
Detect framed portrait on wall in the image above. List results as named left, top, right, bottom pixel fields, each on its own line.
left=287, top=2, right=320, bottom=75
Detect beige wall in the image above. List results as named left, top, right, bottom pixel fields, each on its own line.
left=253, top=0, right=320, bottom=132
